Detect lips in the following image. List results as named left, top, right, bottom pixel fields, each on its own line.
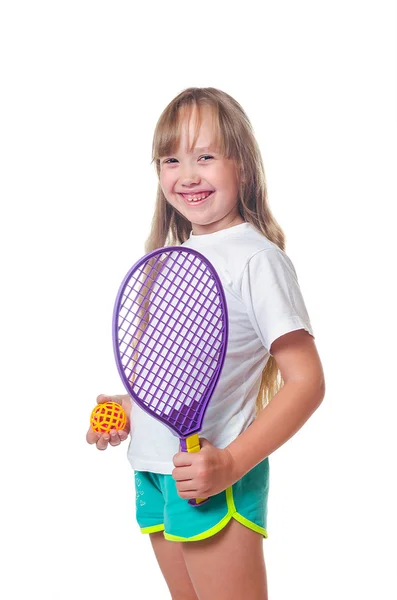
left=179, top=191, right=214, bottom=205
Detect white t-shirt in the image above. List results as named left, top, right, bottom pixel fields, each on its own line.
left=127, top=222, right=314, bottom=474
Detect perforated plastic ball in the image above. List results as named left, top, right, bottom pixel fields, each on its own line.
left=90, top=402, right=127, bottom=434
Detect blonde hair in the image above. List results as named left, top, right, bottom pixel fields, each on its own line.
left=145, top=87, right=285, bottom=413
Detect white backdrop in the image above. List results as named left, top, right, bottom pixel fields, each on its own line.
left=1, top=1, right=396, bottom=598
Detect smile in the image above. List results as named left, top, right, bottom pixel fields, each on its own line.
left=179, top=191, right=214, bottom=206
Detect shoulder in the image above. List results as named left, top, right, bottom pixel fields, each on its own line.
left=240, top=240, right=304, bottom=303
left=245, top=245, right=296, bottom=277
left=231, top=225, right=296, bottom=280
left=239, top=225, right=296, bottom=282
left=235, top=223, right=280, bottom=257
left=220, top=223, right=286, bottom=274
left=181, top=223, right=295, bottom=293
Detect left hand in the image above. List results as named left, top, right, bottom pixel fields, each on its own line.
left=172, top=438, right=238, bottom=499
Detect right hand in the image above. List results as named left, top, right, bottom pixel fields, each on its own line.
left=86, top=394, right=131, bottom=451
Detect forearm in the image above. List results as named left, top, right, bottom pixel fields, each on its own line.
left=226, top=380, right=325, bottom=482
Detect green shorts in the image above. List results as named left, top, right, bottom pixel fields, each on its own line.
left=134, top=458, right=269, bottom=543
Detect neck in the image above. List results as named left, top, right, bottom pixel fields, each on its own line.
left=192, top=212, right=245, bottom=236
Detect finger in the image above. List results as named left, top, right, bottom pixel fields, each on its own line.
left=173, top=452, right=194, bottom=468
left=121, top=417, right=131, bottom=435
left=96, top=394, right=115, bottom=404
left=172, top=467, right=193, bottom=481
left=113, top=394, right=127, bottom=405
left=108, top=429, right=122, bottom=447
left=118, top=429, right=129, bottom=441
left=176, top=480, right=196, bottom=492
left=96, top=433, right=110, bottom=451
left=109, top=426, right=130, bottom=443
left=177, top=490, right=196, bottom=499
left=198, top=437, right=211, bottom=448
left=86, top=427, right=101, bottom=445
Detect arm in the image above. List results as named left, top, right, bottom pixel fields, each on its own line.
left=226, top=328, right=325, bottom=481
left=172, top=328, right=325, bottom=499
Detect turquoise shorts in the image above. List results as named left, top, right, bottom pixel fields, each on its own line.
left=134, top=458, right=269, bottom=543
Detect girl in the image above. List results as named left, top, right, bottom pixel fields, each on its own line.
left=87, top=87, right=325, bottom=600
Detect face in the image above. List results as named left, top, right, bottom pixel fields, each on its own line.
left=159, top=105, right=244, bottom=235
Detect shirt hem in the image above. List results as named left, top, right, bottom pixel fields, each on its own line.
left=128, top=457, right=174, bottom=475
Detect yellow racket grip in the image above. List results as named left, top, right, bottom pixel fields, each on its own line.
left=184, top=434, right=208, bottom=506
left=185, top=433, right=201, bottom=453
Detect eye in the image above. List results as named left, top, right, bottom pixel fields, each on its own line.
left=199, top=155, right=214, bottom=161
left=163, top=158, right=178, bottom=164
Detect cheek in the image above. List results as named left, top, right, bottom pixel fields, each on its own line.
left=159, top=166, right=170, bottom=184
left=218, top=171, right=239, bottom=200
left=215, top=165, right=237, bottom=188
left=160, top=172, right=177, bottom=199
left=160, top=174, right=178, bottom=208
left=159, top=172, right=167, bottom=191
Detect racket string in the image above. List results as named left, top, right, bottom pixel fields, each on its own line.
left=122, top=252, right=219, bottom=375
left=117, top=250, right=226, bottom=434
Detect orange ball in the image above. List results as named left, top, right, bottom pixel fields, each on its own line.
left=90, top=401, right=127, bottom=434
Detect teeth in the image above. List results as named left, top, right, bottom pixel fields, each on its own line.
left=184, top=192, right=212, bottom=202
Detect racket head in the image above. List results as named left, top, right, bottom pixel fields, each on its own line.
left=112, top=246, right=228, bottom=439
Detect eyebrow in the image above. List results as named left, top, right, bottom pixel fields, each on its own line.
left=160, top=146, right=217, bottom=159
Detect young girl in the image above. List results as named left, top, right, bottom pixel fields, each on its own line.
left=87, top=87, right=325, bottom=600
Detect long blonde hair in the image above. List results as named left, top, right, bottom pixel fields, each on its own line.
left=145, top=87, right=285, bottom=413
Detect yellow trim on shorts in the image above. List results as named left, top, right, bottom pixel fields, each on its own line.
left=163, top=486, right=268, bottom=542
left=140, top=524, right=165, bottom=534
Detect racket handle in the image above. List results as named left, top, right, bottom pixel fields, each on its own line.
left=181, top=434, right=210, bottom=507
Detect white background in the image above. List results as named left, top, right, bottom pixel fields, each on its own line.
left=1, top=1, right=396, bottom=598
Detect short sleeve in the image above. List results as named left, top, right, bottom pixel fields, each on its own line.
left=241, top=248, right=314, bottom=354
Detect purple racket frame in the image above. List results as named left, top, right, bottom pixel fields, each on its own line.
left=112, top=246, right=228, bottom=503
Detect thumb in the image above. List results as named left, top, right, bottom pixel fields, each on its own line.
left=95, top=394, right=131, bottom=424
left=199, top=437, right=212, bottom=449
left=96, top=394, right=120, bottom=405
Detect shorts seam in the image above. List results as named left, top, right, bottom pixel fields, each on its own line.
left=164, top=512, right=233, bottom=542
left=140, top=524, right=165, bottom=534
left=228, top=483, right=268, bottom=538
left=163, top=485, right=267, bottom=542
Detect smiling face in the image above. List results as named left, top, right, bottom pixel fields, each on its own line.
left=159, top=104, right=244, bottom=235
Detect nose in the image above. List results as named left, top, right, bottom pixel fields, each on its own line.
left=179, top=163, right=201, bottom=187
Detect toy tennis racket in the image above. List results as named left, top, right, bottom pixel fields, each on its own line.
left=113, top=246, right=228, bottom=506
